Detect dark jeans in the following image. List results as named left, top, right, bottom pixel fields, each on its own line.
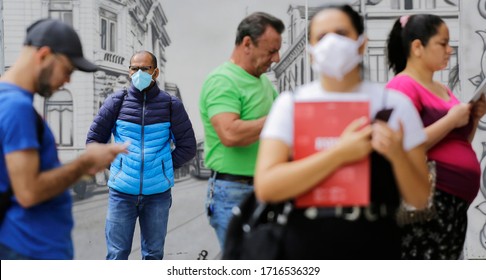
left=105, top=188, right=172, bottom=260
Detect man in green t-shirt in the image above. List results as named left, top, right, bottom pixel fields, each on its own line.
left=199, top=12, right=284, bottom=249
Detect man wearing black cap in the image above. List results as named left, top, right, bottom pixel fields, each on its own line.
left=0, top=19, right=128, bottom=259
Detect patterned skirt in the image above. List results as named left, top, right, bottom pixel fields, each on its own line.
left=401, top=189, right=469, bottom=260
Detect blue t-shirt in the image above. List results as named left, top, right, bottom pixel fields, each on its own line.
left=0, top=82, right=73, bottom=259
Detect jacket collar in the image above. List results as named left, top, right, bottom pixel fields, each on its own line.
left=128, top=83, right=160, bottom=100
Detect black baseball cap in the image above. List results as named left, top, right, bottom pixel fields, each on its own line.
left=24, top=18, right=97, bottom=72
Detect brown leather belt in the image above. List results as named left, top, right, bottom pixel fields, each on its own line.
left=211, top=170, right=254, bottom=185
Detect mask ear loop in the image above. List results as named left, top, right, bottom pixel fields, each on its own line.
left=151, top=68, right=158, bottom=76
left=150, top=68, right=158, bottom=83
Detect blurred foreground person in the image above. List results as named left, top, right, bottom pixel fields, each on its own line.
left=254, top=4, right=430, bottom=259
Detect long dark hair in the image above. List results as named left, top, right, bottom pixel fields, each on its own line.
left=386, top=14, right=444, bottom=74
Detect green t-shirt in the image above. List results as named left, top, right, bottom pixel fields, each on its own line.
left=199, top=62, right=278, bottom=176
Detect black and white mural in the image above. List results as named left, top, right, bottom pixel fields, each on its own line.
left=1, top=0, right=485, bottom=259
left=461, top=0, right=486, bottom=259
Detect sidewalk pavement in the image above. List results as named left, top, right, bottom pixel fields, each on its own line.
left=71, top=177, right=220, bottom=260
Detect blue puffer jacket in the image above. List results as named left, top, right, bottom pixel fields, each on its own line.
left=86, top=84, right=196, bottom=195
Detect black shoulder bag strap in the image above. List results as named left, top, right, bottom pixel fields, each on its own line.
left=113, top=88, right=128, bottom=126
left=0, top=109, right=44, bottom=223
left=374, top=88, right=393, bottom=122
left=167, top=93, right=175, bottom=146
left=104, top=89, right=127, bottom=171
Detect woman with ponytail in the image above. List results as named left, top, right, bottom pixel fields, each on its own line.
left=386, top=14, right=486, bottom=259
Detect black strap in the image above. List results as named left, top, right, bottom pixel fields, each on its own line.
left=1, top=109, right=44, bottom=223
left=35, top=110, right=44, bottom=146
left=374, top=88, right=393, bottom=122
left=169, top=93, right=172, bottom=125
left=167, top=93, right=174, bottom=143
left=113, top=89, right=128, bottom=125
left=0, top=188, right=13, bottom=222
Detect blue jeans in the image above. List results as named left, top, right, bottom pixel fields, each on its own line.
left=205, top=177, right=253, bottom=249
left=105, top=188, right=172, bottom=260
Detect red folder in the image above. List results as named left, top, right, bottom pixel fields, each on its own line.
left=293, top=100, right=370, bottom=207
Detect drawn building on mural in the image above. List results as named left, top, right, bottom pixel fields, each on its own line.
left=1, top=0, right=485, bottom=258
left=0, top=0, right=176, bottom=164
left=272, top=0, right=459, bottom=93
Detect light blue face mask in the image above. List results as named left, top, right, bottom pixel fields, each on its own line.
left=131, top=69, right=154, bottom=91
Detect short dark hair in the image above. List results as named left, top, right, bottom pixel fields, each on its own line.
left=308, top=4, right=364, bottom=42
left=386, top=14, right=444, bottom=74
left=130, top=50, right=158, bottom=69
left=235, top=12, right=285, bottom=46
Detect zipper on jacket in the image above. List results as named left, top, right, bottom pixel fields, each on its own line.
left=140, top=94, right=146, bottom=195
left=161, top=160, right=170, bottom=186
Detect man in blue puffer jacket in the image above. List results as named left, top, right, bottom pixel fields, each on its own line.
left=86, top=50, right=196, bottom=260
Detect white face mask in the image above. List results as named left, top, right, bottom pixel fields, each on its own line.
left=309, top=33, right=364, bottom=81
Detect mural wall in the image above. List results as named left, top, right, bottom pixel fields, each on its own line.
left=459, top=0, right=486, bottom=259
left=1, top=0, right=485, bottom=258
